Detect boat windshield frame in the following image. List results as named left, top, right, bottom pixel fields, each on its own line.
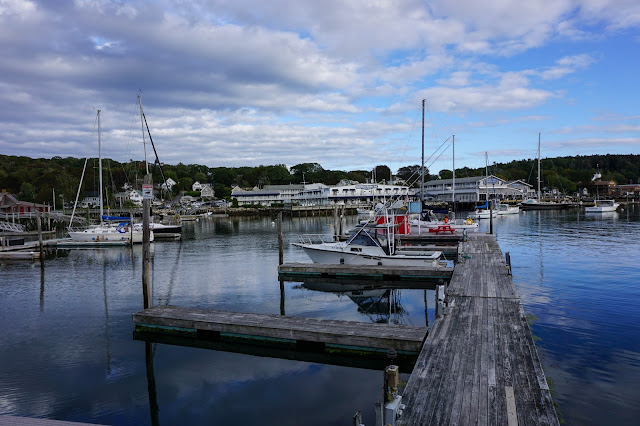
left=346, top=225, right=388, bottom=251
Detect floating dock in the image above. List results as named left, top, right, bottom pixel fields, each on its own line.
left=133, top=305, right=427, bottom=354
left=278, top=262, right=453, bottom=281
left=397, top=233, right=558, bottom=425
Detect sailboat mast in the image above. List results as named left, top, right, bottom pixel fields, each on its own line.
left=485, top=152, right=489, bottom=202
left=139, top=95, right=149, bottom=174
left=421, top=99, right=425, bottom=204
left=537, top=133, right=541, bottom=200
left=98, top=109, right=104, bottom=220
left=452, top=135, right=455, bottom=215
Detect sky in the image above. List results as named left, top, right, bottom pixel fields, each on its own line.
left=0, top=0, right=639, bottom=175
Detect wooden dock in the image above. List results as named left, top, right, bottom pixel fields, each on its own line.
left=133, top=305, right=427, bottom=354
left=397, top=233, right=558, bottom=425
left=278, top=262, right=453, bottom=281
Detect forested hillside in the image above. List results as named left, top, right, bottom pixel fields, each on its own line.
left=1, top=153, right=638, bottom=206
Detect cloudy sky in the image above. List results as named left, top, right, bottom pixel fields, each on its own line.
left=1, top=0, right=639, bottom=174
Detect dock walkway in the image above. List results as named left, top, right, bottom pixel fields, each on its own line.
left=398, top=233, right=558, bottom=425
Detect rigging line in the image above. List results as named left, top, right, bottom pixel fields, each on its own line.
left=140, top=108, right=167, bottom=186
left=69, top=111, right=99, bottom=230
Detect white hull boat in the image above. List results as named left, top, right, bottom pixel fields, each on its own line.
left=585, top=200, right=619, bottom=213
left=68, top=224, right=151, bottom=243
left=293, top=225, right=442, bottom=267
left=496, top=203, right=520, bottom=215
left=468, top=209, right=498, bottom=219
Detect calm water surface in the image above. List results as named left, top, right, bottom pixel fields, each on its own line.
left=1, top=206, right=639, bottom=425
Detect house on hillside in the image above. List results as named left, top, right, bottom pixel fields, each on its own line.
left=115, top=189, right=144, bottom=206
left=161, top=178, right=177, bottom=192
left=200, top=184, right=214, bottom=199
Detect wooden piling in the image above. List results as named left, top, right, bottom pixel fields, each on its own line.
left=36, top=210, right=44, bottom=265
left=278, top=210, right=283, bottom=265
left=142, top=173, right=152, bottom=309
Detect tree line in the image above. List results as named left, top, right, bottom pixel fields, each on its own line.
left=1, top=153, right=639, bottom=206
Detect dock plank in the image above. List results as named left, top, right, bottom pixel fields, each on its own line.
left=133, top=305, right=427, bottom=353
left=278, top=262, right=453, bottom=280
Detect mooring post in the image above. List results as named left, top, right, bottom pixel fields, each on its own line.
left=36, top=209, right=44, bottom=265
left=333, top=205, right=339, bottom=240
left=489, top=200, right=494, bottom=234
left=142, top=173, right=152, bottom=309
left=278, top=210, right=283, bottom=265
left=130, top=211, right=134, bottom=248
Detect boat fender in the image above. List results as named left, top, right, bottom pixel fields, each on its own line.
left=466, top=218, right=473, bottom=225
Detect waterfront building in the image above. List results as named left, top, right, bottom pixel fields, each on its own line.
left=328, top=182, right=410, bottom=205
left=423, top=175, right=534, bottom=202
left=0, top=191, right=51, bottom=214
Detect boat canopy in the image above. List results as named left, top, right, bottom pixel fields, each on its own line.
left=475, top=201, right=489, bottom=209
left=102, top=215, right=131, bottom=221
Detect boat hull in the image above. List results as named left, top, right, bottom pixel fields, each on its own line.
left=293, top=243, right=442, bottom=267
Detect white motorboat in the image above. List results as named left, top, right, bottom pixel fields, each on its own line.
left=409, top=210, right=479, bottom=233
left=585, top=199, right=619, bottom=213
left=495, top=203, right=520, bottom=215
left=293, top=223, right=442, bottom=267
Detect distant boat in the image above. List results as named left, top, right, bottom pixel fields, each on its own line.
left=585, top=199, right=619, bottom=213
left=519, top=134, right=570, bottom=211
left=495, top=203, right=520, bottom=215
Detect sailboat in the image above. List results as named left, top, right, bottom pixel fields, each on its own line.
left=519, top=134, right=569, bottom=210
left=68, top=110, right=152, bottom=245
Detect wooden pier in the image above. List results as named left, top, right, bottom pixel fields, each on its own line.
left=278, top=262, right=453, bottom=281
left=397, top=233, right=558, bottom=425
left=133, top=305, right=427, bottom=354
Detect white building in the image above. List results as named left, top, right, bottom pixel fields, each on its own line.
left=328, top=183, right=410, bottom=205
left=192, top=181, right=204, bottom=191
left=115, top=189, right=144, bottom=206
left=200, top=184, right=214, bottom=199
left=162, top=178, right=177, bottom=191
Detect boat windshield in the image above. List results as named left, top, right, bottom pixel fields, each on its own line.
left=347, top=227, right=379, bottom=246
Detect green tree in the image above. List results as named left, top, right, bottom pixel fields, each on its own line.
left=374, top=165, right=391, bottom=183
left=19, top=182, right=35, bottom=201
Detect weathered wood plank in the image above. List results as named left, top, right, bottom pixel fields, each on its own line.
left=278, top=262, right=453, bottom=279
left=133, top=305, right=426, bottom=352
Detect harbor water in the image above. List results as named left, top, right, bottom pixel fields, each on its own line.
left=1, top=205, right=639, bottom=425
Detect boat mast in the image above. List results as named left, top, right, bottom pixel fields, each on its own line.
left=98, top=109, right=104, bottom=221
left=537, top=133, right=541, bottom=200
left=452, top=134, right=455, bottom=218
left=139, top=95, right=149, bottom=174
left=485, top=152, right=489, bottom=204
left=421, top=99, right=425, bottom=206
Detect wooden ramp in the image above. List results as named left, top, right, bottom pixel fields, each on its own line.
left=398, top=234, right=559, bottom=425
left=133, top=305, right=427, bottom=354
left=278, top=262, right=453, bottom=281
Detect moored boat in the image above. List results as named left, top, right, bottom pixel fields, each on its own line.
left=585, top=199, right=619, bottom=213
